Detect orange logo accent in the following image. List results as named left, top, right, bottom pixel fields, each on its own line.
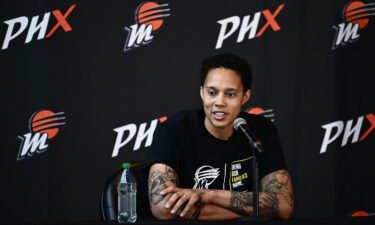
left=256, top=4, right=285, bottom=37
left=246, top=107, right=275, bottom=122
left=137, top=2, right=166, bottom=31
left=359, top=113, right=375, bottom=141
left=31, top=110, right=65, bottom=139
left=345, top=1, right=370, bottom=29
left=351, top=210, right=369, bottom=216
left=159, top=116, right=168, bottom=123
left=45, top=4, right=76, bottom=38
left=247, top=107, right=265, bottom=115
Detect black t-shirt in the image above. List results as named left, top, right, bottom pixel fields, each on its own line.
left=145, top=109, right=287, bottom=192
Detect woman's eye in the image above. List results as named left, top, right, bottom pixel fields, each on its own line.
left=208, top=90, right=216, bottom=96
left=227, top=92, right=235, bottom=97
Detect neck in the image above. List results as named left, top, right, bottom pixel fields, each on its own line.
left=204, top=118, right=233, bottom=140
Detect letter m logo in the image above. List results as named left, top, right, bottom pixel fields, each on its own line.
left=17, top=132, right=49, bottom=160
left=332, top=22, right=360, bottom=49
left=123, top=23, right=154, bottom=52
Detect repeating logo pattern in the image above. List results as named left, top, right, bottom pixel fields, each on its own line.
left=332, top=1, right=375, bottom=49
left=17, top=110, right=66, bottom=160
left=112, top=116, right=167, bottom=157
left=215, top=4, right=285, bottom=49
left=320, top=113, right=374, bottom=153
left=1, top=4, right=76, bottom=50
left=123, top=1, right=170, bottom=52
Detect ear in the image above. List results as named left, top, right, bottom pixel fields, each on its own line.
left=200, top=86, right=204, bottom=100
left=242, top=89, right=251, bottom=105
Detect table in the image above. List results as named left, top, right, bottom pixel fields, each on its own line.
left=53, top=216, right=375, bottom=225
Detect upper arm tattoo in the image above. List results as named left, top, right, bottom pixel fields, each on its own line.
left=259, top=192, right=279, bottom=217
left=148, top=165, right=179, bottom=205
left=261, top=170, right=294, bottom=212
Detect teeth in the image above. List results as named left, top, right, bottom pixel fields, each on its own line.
left=214, top=112, right=225, bottom=116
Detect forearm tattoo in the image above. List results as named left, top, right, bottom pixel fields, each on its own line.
left=148, top=165, right=178, bottom=205
left=229, top=192, right=254, bottom=215
left=229, top=192, right=279, bottom=217
left=229, top=170, right=293, bottom=217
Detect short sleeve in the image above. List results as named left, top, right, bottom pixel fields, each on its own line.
left=258, top=122, right=287, bottom=179
left=143, top=122, right=182, bottom=175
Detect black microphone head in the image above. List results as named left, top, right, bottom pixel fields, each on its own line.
left=233, top=118, right=247, bottom=130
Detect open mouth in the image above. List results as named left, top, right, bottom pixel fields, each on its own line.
left=213, top=111, right=227, bottom=120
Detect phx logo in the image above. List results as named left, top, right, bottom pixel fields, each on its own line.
left=320, top=113, right=374, bottom=154
left=112, top=116, right=167, bottom=157
left=17, top=110, right=66, bottom=161
left=123, top=2, right=171, bottom=52
left=332, top=1, right=375, bottom=49
left=1, top=4, right=76, bottom=50
left=215, top=4, right=285, bottom=49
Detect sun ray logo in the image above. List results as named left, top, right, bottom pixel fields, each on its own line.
left=332, top=1, right=375, bottom=49
left=17, top=110, right=66, bottom=161
left=246, top=106, right=275, bottom=122
left=123, top=1, right=171, bottom=52
left=193, top=165, right=220, bottom=189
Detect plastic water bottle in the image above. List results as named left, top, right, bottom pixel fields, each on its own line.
left=117, top=163, right=137, bottom=223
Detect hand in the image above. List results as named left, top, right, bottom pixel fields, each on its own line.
left=160, top=186, right=205, bottom=219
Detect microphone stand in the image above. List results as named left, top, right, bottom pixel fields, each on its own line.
left=237, top=125, right=271, bottom=221
left=250, top=141, right=261, bottom=217
left=252, top=150, right=260, bottom=217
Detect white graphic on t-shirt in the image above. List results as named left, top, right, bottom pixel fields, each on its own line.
left=193, top=165, right=220, bottom=189
left=222, top=163, right=227, bottom=190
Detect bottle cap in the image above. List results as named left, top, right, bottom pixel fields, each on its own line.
left=122, top=163, right=131, bottom=169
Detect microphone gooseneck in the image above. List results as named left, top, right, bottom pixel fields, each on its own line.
left=233, top=117, right=264, bottom=154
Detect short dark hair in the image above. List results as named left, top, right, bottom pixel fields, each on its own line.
left=200, top=52, right=252, bottom=92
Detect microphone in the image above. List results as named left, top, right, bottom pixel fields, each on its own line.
left=233, top=118, right=264, bottom=154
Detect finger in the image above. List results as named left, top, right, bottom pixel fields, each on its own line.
left=165, top=192, right=182, bottom=209
left=179, top=208, right=193, bottom=219
left=180, top=197, right=197, bottom=217
left=170, top=194, right=188, bottom=214
left=160, top=186, right=176, bottom=195
left=174, top=201, right=187, bottom=216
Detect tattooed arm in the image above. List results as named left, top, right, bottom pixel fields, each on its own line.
left=149, top=164, right=293, bottom=220
left=148, top=163, right=242, bottom=220
left=199, top=169, right=294, bottom=219
left=259, top=169, right=294, bottom=219
left=148, top=163, right=180, bottom=220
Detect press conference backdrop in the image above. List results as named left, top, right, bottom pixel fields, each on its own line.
left=0, top=0, right=374, bottom=223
